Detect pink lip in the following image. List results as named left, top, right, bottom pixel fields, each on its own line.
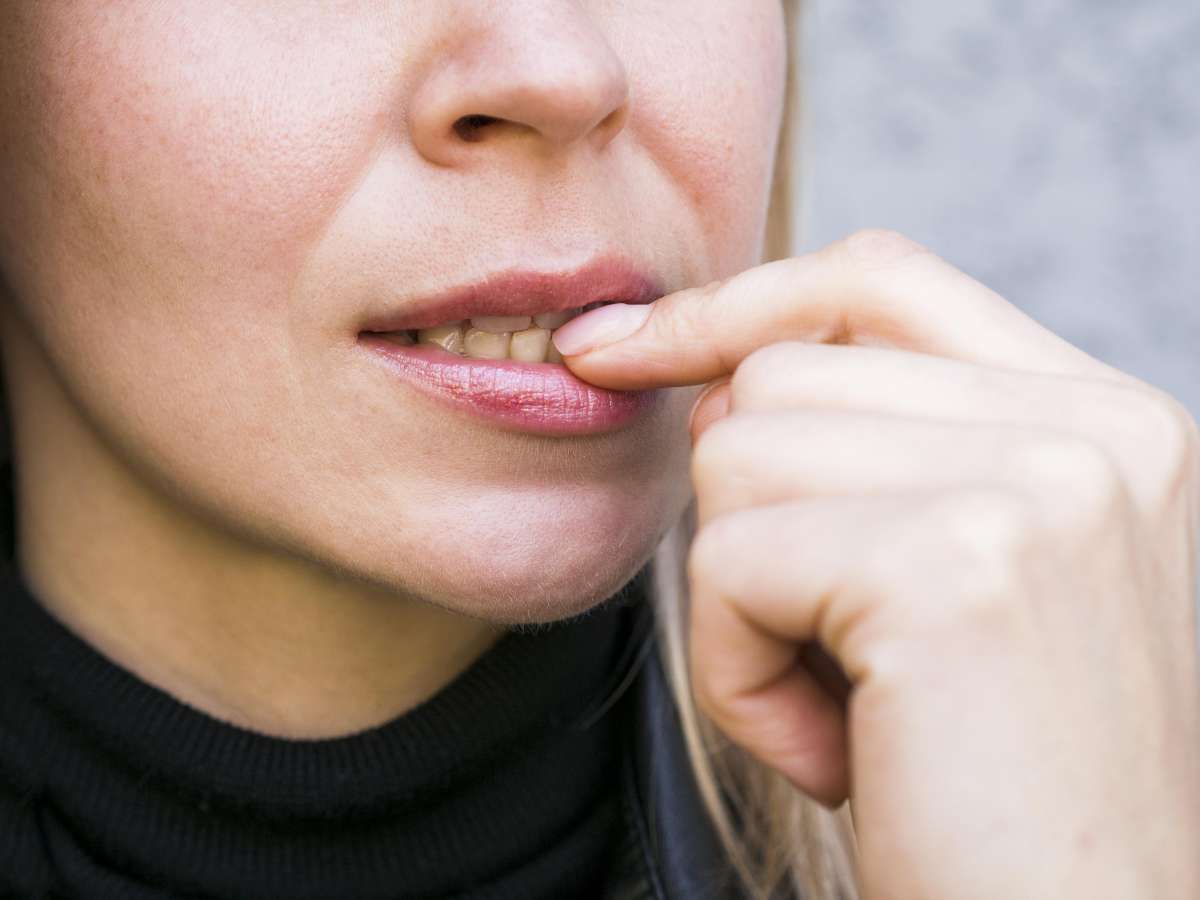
left=360, top=341, right=660, bottom=435
left=357, top=255, right=665, bottom=333
left=356, top=256, right=666, bottom=436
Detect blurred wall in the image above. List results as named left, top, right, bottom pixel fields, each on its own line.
left=798, top=0, right=1199, bottom=416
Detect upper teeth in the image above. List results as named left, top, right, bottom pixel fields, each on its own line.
left=384, top=305, right=600, bottom=363
left=415, top=324, right=465, bottom=355
left=532, top=310, right=573, bottom=329
left=470, top=315, right=532, bottom=333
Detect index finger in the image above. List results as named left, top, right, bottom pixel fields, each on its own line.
left=552, top=230, right=1124, bottom=391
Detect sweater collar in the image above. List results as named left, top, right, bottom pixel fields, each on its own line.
left=0, top=562, right=652, bottom=899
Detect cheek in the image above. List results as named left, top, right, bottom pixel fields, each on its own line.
left=0, top=5, right=411, bottom=484
left=12, top=5, right=396, bottom=334
left=0, top=7, right=419, bottom=544
left=623, top=1, right=786, bottom=277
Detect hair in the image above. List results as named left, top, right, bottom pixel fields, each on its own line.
left=648, top=3, right=862, bottom=898
left=0, top=2, right=859, bottom=894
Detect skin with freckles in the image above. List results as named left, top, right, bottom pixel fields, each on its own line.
left=0, top=2, right=785, bottom=737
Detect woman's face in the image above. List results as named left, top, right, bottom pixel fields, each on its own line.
left=0, top=2, right=786, bottom=622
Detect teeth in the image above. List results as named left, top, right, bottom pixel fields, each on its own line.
left=470, top=315, right=531, bottom=334
left=417, top=324, right=465, bottom=355
left=387, top=304, right=600, bottom=363
left=463, top=327, right=511, bottom=359
left=509, top=326, right=551, bottom=362
left=532, top=309, right=576, bottom=329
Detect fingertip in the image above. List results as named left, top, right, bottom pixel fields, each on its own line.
left=550, top=302, right=653, bottom=357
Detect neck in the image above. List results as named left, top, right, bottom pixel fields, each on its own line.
left=4, top=324, right=504, bottom=740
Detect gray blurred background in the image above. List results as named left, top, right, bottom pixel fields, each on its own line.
left=798, top=0, right=1198, bottom=415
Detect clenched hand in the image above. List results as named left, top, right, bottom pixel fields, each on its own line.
left=552, top=230, right=1200, bottom=900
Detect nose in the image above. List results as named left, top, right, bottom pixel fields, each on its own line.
left=409, top=5, right=631, bottom=167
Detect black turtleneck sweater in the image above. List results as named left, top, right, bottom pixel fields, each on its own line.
left=0, top=562, right=653, bottom=899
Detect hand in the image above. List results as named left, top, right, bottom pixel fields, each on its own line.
left=552, top=230, right=1200, bottom=899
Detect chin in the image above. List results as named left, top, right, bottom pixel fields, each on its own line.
left=459, top=558, right=651, bottom=626
left=329, top=486, right=683, bottom=626
left=438, top=524, right=668, bottom=626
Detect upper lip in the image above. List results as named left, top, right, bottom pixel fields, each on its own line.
left=358, top=255, right=666, bottom=334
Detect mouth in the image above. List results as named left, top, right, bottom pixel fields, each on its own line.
left=356, top=255, right=667, bottom=436
left=357, top=256, right=662, bottom=365
left=364, top=300, right=616, bottom=364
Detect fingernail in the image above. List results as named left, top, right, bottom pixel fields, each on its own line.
left=688, top=377, right=732, bottom=439
left=551, top=303, right=652, bottom=357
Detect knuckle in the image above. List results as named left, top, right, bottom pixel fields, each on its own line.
left=883, top=490, right=1033, bottom=633
left=834, top=228, right=931, bottom=272
left=661, top=285, right=745, bottom=377
left=870, top=490, right=1031, bottom=587
left=689, top=414, right=743, bottom=490
left=659, top=288, right=710, bottom=343
left=736, top=341, right=800, bottom=379
left=649, top=279, right=721, bottom=346
left=933, top=489, right=1037, bottom=565
left=1006, top=434, right=1125, bottom=522
left=686, top=518, right=730, bottom=589
left=731, top=341, right=810, bottom=401
left=1130, top=387, right=1200, bottom=496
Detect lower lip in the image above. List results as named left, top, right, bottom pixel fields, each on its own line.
left=359, top=334, right=660, bottom=436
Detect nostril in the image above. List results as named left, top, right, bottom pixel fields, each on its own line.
left=453, top=114, right=500, bottom=142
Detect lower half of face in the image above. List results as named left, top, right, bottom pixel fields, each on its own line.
left=0, top=1, right=785, bottom=622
